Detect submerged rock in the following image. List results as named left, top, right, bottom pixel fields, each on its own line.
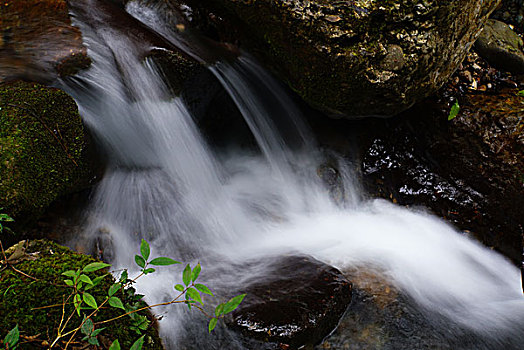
left=475, top=19, right=524, bottom=74
left=186, top=0, right=500, bottom=117
left=0, top=0, right=91, bottom=83
left=0, top=81, right=96, bottom=233
left=228, top=255, right=352, bottom=349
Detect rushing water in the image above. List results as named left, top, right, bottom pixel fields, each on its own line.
left=59, top=2, right=524, bottom=349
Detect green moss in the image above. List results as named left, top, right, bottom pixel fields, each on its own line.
left=0, top=81, right=93, bottom=228
left=0, top=239, right=163, bottom=349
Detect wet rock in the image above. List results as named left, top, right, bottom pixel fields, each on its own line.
left=318, top=268, right=523, bottom=350
left=0, top=0, right=91, bottom=83
left=358, top=87, right=523, bottom=267
left=475, top=19, right=524, bottom=74
left=0, top=81, right=96, bottom=238
left=185, top=0, right=499, bottom=118
left=228, top=255, right=352, bottom=349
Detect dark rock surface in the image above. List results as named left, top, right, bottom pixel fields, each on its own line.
left=475, top=19, right=524, bottom=74
left=184, top=0, right=500, bottom=118
left=0, top=0, right=91, bottom=83
left=227, top=255, right=352, bottom=349
left=492, top=0, right=524, bottom=33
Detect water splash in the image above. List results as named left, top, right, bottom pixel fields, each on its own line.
left=59, top=2, right=524, bottom=349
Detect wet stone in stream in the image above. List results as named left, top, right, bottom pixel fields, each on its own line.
left=227, top=255, right=352, bottom=349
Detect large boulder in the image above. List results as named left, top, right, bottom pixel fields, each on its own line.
left=0, top=0, right=91, bottom=83
left=0, top=81, right=96, bottom=231
left=185, top=0, right=500, bottom=118
left=227, top=255, right=352, bottom=349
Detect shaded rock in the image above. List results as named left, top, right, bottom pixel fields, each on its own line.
left=227, top=255, right=352, bottom=349
left=0, top=81, right=96, bottom=234
left=357, top=88, right=523, bottom=267
left=0, top=239, right=163, bottom=349
left=491, top=0, right=524, bottom=34
left=475, top=19, right=524, bottom=74
left=0, top=0, right=91, bottom=83
left=185, top=0, right=500, bottom=117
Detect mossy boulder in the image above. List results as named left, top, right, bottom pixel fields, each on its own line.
left=0, top=0, right=91, bottom=83
left=475, top=19, right=524, bottom=74
left=0, top=239, right=163, bottom=349
left=0, top=81, right=95, bottom=230
left=186, top=0, right=500, bottom=117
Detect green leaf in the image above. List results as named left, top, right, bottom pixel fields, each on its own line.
left=64, top=279, right=74, bottom=286
left=83, top=292, right=98, bottom=309
left=79, top=274, right=94, bottom=285
left=74, top=294, right=82, bottom=315
left=87, top=336, right=100, bottom=346
left=174, top=284, right=185, bottom=292
left=182, top=264, right=191, bottom=286
left=149, top=257, right=180, bottom=266
left=135, top=255, right=146, bottom=268
left=83, top=262, right=111, bottom=273
left=81, top=317, right=94, bottom=336
left=4, top=325, right=19, bottom=348
left=140, top=239, right=150, bottom=261
left=208, top=318, right=218, bottom=333
left=119, top=270, right=128, bottom=283
left=143, top=268, right=156, bottom=274
left=109, top=339, right=121, bottom=350
left=86, top=275, right=107, bottom=290
left=518, top=90, right=524, bottom=97
left=186, top=288, right=203, bottom=305
left=61, top=270, right=77, bottom=278
left=215, top=303, right=225, bottom=317
left=108, top=283, right=121, bottom=297
left=448, top=100, right=460, bottom=121
left=108, top=296, right=125, bottom=310
left=0, top=213, right=13, bottom=222
left=223, top=294, right=246, bottom=314
left=130, top=335, right=145, bottom=350
left=91, top=327, right=105, bottom=337
left=191, top=263, right=201, bottom=282
left=195, top=284, right=213, bottom=296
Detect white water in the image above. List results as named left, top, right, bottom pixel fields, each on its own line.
left=60, top=3, right=524, bottom=349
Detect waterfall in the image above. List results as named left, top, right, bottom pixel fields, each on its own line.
left=59, top=1, right=524, bottom=349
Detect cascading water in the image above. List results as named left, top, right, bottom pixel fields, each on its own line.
left=59, top=2, right=524, bottom=349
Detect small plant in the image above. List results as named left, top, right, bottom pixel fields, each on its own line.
left=3, top=325, right=18, bottom=350
left=9, top=239, right=246, bottom=349
left=0, top=209, right=14, bottom=234
left=448, top=100, right=460, bottom=121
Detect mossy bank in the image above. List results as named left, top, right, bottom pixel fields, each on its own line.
left=0, top=239, right=164, bottom=349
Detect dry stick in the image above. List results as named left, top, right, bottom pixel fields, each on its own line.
left=0, top=240, right=39, bottom=281
left=6, top=103, right=78, bottom=167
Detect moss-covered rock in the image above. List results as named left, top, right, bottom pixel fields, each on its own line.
left=186, top=0, right=500, bottom=118
left=0, top=81, right=95, bottom=230
left=475, top=19, right=524, bottom=74
left=0, top=239, right=163, bottom=349
left=0, top=0, right=91, bottom=83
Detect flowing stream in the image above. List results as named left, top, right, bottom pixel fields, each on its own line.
left=59, top=2, right=524, bottom=349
